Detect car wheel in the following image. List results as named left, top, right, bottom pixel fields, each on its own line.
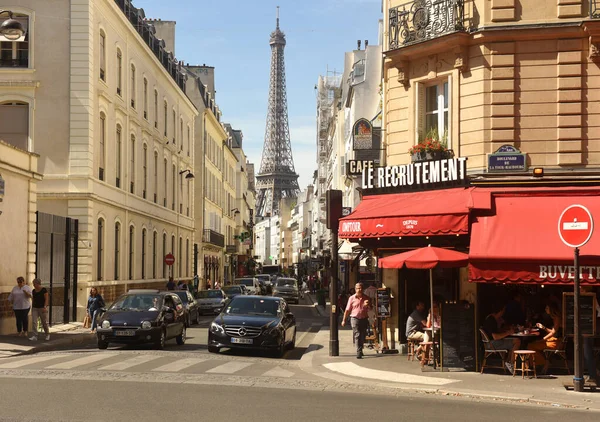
left=208, top=345, right=219, bottom=354
left=176, top=326, right=186, bottom=345
left=275, top=339, right=286, bottom=358
left=194, top=310, right=199, bottom=325
left=288, top=329, right=296, bottom=350
left=97, top=340, right=109, bottom=350
left=155, top=329, right=166, bottom=350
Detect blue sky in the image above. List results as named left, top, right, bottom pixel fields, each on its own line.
left=135, top=0, right=382, bottom=189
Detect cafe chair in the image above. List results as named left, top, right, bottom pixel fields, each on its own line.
left=543, top=336, right=570, bottom=375
left=407, top=338, right=422, bottom=361
left=479, top=328, right=508, bottom=374
left=513, top=350, right=537, bottom=379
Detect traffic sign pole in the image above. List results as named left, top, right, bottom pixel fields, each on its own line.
left=573, top=247, right=583, bottom=392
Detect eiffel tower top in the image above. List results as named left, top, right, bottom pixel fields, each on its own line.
left=270, top=6, right=286, bottom=46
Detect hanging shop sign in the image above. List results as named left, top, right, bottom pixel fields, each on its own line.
left=353, top=118, right=373, bottom=150
left=347, top=160, right=375, bottom=176
left=361, top=157, right=468, bottom=192
left=487, top=145, right=527, bottom=173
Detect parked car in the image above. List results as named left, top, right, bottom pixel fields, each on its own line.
left=255, top=274, right=273, bottom=294
left=272, top=277, right=300, bottom=304
left=195, top=289, right=227, bottom=315
left=234, top=277, right=261, bottom=295
left=208, top=295, right=296, bottom=357
left=173, top=290, right=200, bottom=327
left=223, top=285, right=246, bottom=299
left=96, top=290, right=186, bottom=350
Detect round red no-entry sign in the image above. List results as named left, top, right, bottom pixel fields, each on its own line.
left=164, top=253, right=175, bottom=266
left=558, top=205, right=594, bottom=248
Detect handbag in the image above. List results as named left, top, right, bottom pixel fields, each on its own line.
left=83, top=314, right=91, bottom=329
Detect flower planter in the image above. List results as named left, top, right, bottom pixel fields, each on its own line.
left=411, top=151, right=443, bottom=162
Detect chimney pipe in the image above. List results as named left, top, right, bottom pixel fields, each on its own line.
left=357, top=40, right=361, bottom=50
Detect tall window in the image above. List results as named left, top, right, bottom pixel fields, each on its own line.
left=114, top=222, right=120, bottom=280
left=171, top=235, right=175, bottom=276
left=424, top=81, right=449, bottom=140
left=142, top=144, right=148, bottom=199
left=143, top=78, right=148, bottom=119
left=153, top=151, right=158, bottom=203
left=162, top=233, right=167, bottom=278
left=164, top=101, right=168, bottom=137
left=97, top=219, right=104, bottom=281
left=163, top=158, right=168, bottom=207
left=180, top=118, right=183, bottom=151
left=141, top=228, right=147, bottom=279
left=187, top=125, right=191, bottom=157
left=130, top=135, right=135, bottom=194
left=172, top=164, right=176, bottom=210
left=186, top=239, right=189, bottom=277
left=172, top=110, right=176, bottom=144
left=99, top=113, right=106, bottom=181
left=187, top=181, right=190, bottom=216
left=99, top=31, right=106, bottom=81
left=116, top=125, right=122, bottom=188
left=116, top=50, right=122, bottom=95
left=129, top=226, right=135, bottom=280
left=154, top=90, right=158, bottom=128
left=152, top=231, right=157, bottom=279
left=178, top=237, right=182, bottom=278
left=130, top=64, right=136, bottom=108
left=0, top=14, right=29, bottom=68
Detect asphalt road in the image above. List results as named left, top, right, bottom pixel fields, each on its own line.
left=0, top=379, right=596, bottom=422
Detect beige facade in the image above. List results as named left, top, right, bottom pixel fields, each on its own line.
left=0, top=1, right=198, bottom=318
left=380, top=0, right=600, bottom=344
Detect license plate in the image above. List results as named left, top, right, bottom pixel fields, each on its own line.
left=231, top=337, right=253, bottom=345
left=115, top=330, right=135, bottom=336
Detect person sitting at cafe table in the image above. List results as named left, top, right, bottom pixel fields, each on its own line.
left=504, top=291, right=526, bottom=326
left=406, top=301, right=427, bottom=356
left=420, top=303, right=441, bottom=367
left=527, top=302, right=562, bottom=374
left=483, top=304, right=521, bottom=375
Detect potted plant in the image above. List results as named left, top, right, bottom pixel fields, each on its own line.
left=409, top=128, right=449, bottom=162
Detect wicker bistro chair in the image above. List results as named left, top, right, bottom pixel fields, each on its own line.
left=543, top=336, right=570, bottom=375
left=479, top=328, right=508, bottom=374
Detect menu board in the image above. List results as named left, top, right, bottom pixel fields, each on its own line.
left=376, top=288, right=391, bottom=318
left=440, top=302, right=476, bottom=371
left=563, top=292, right=596, bottom=337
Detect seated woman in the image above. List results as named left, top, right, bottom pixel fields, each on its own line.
left=420, top=303, right=441, bottom=367
left=528, top=302, right=562, bottom=374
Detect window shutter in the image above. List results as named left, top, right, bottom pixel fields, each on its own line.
left=416, top=83, right=426, bottom=144
left=446, top=75, right=452, bottom=150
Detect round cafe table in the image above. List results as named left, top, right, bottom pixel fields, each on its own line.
left=509, top=331, right=540, bottom=348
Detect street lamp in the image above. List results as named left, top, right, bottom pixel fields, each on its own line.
left=179, top=169, right=194, bottom=179
left=0, top=11, right=25, bottom=41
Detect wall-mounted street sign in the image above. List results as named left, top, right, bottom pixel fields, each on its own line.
left=487, top=144, right=527, bottom=172
left=361, top=157, right=468, bottom=192
left=342, top=207, right=352, bottom=217
left=347, top=160, right=375, bottom=176
left=352, top=118, right=373, bottom=150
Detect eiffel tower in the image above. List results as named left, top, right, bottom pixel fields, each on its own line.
left=255, top=7, right=299, bottom=217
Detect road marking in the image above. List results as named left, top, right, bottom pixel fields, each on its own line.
left=323, top=362, right=459, bottom=386
left=47, top=353, right=115, bottom=370
left=152, top=358, right=207, bottom=372
left=206, top=361, right=253, bottom=374
left=261, top=366, right=294, bottom=378
left=0, top=355, right=64, bottom=369
left=99, top=355, right=161, bottom=371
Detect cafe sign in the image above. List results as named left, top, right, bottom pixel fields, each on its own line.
left=353, top=118, right=373, bottom=150
left=347, top=160, right=376, bottom=176
left=361, top=157, right=468, bottom=192
left=487, top=145, right=527, bottom=173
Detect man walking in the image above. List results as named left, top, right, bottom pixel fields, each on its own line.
left=341, top=282, right=371, bottom=359
left=29, top=279, right=50, bottom=341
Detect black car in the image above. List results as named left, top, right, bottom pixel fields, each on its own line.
left=96, top=290, right=186, bottom=350
left=208, top=295, right=296, bottom=357
left=173, top=290, right=200, bottom=327
left=222, top=285, right=246, bottom=299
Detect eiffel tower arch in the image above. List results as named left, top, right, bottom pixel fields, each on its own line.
left=255, top=7, right=299, bottom=217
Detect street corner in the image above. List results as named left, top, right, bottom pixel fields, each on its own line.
left=0, top=326, right=96, bottom=357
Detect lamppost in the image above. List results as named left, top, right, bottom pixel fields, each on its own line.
left=0, top=11, right=26, bottom=40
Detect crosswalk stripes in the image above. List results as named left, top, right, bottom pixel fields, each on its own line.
left=261, top=366, right=294, bottom=378
left=0, top=354, right=64, bottom=369
left=206, top=361, right=253, bottom=374
left=46, top=353, right=115, bottom=370
left=151, top=358, right=206, bottom=372
left=98, top=355, right=161, bottom=371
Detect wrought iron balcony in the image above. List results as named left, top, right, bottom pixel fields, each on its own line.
left=389, top=0, right=465, bottom=50
left=203, top=229, right=225, bottom=248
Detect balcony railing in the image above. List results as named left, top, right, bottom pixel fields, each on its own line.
left=592, top=0, right=600, bottom=18
left=203, top=229, right=225, bottom=248
left=389, top=0, right=464, bottom=50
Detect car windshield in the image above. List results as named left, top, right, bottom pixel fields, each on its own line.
left=109, top=294, right=162, bottom=311
left=223, top=287, right=240, bottom=294
left=225, top=297, right=280, bottom=316
left=173, top=291, right=189, bottom=303
left=196, top=290, right=223, bottom=299
left=276, top=279, right=297, bottom=287
left=236, top=279, right=254, bottom=287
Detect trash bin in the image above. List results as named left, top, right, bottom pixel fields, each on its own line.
left=316, top=289, right=326, bottom=308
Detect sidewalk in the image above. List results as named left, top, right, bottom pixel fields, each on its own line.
left=0, top=323, right=95, bottom=358
left=301, top=327, right=600, bottom=411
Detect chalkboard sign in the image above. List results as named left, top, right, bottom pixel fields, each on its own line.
left=563, top=292, right=596, bottom=337
left=440, top=302, right=476, bottom=371
left=376, top=288, right=391, bottom=318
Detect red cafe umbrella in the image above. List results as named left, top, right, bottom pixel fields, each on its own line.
left=378, top=246, right=469, bottom=318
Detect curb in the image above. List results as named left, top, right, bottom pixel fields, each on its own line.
left=16, top=333, right=96, bottom=356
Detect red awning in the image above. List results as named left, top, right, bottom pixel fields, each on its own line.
left=469, top=187, right=600, bottom=284
left=338, top=187, right=474, bottom=239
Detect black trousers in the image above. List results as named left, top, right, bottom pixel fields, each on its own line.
left=351, top=317, right=368, bottom=355
left=14, top=308, right=30, bottom=333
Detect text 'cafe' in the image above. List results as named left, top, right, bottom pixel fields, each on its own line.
left=337, top=155, right=600, bottom=371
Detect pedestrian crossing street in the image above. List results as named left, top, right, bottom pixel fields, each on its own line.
left=0, top=352, right=299, bottom=379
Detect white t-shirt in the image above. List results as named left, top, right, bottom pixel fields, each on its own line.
left=8, top=285, right=32, bottom=310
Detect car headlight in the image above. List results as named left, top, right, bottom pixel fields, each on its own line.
left=141, top=321, right=152, bottom=330
left=101, top=320, right=110, bottom=329
left=210, top=322, right=224, bottom=335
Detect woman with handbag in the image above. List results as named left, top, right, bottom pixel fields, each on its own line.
left=8, top=277, right=32, bottom=336
left=87, top=287, right=105, bottom=333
